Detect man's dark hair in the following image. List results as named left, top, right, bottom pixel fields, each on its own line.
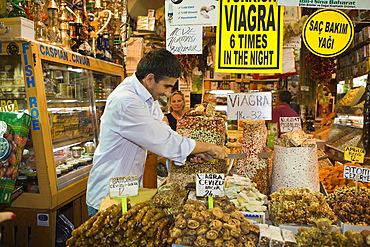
left=136, top=49, right=182, bottom=83
left=278, top=90, right=292, bottom=104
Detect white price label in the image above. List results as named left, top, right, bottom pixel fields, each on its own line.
left=279, top=117, right=301, bottom=133
left=110, top=175, right=139, bottom=198
left=196, top=173, right=225, bottom=197
left=344, top=165, right=370, bottom=183
left=227, top=92, right=272, bottom=120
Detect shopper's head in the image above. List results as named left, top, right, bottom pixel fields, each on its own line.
left=169, top=91, right=185, bottom=112
left=278, top=90, right=292, bottom=104
left=136, top=49, right=182, bottom=100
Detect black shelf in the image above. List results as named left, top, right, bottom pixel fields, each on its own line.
left=354, top=17, right=370, bottom=33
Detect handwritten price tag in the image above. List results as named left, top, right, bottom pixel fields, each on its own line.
left=196, top=173, right=225, bottom=197
left=344, top=146, right=365, bottom=163
left=227, top=92, right=272, bottom=120
left=344, top=165, right=370, bottom=183
left=109, top=175, right=139, bottom=198
left=279, top=117, right=301, bottom=133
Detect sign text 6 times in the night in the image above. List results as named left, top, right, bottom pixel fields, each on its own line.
left=217, top=0, right=282, bottom=73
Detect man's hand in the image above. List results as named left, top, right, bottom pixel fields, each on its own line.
left=189, top=142, right=228, bottom=163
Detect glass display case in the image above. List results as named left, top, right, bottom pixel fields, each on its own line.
left=0, top=40, right=123, bottom=209
left=326, top=105, right=365, bottom=162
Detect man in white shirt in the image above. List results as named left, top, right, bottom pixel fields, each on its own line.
left=86, top=49, right=227, bottom=216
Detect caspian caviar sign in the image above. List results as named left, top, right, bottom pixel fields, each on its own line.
left=302, top=8, right=354, bottom=57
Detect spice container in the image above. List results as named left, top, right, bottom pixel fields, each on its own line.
left=69, top=160, right=79, bottom=170
left=66, top=164, right=73, bottom=171
left=71, top=146, right=84, bottom=158
left=77, top=158, right=87, bottom=167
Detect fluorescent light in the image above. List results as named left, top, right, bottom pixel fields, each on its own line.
left=209, top=90, right=234, bottom=95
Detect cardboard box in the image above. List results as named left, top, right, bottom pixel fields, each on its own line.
left=340, top=221, right=370, bottom=234
left=0, top=17, right=34, bottom=40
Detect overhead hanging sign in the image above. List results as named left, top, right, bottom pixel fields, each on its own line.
left=215, top=0, right=283, bottom=73
left=227, top=92, right=272, bottom=120
left=278, top=0, right=370, bottom=10
left=166, top=25, right=203, bottom=54
left=165, top=0, right=218, bottom=26
left=302, top=9, right=354, bottom=58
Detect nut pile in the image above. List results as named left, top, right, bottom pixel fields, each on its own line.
left=230, top=120, right=269, bottom=194
left=270, top=187, right=337, bottom=225
left=326, top=186, right=370, bottom=226
left=171, top=108, right=227, bottom=189
left=168, top=199, right=260, bottom=247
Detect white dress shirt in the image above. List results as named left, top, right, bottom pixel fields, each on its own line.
left=86, top=73, right=195, bottom=209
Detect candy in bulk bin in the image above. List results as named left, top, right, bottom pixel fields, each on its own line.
left=271, top=130, right=319, bottom=193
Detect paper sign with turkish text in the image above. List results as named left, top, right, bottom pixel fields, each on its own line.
left=302, top=9, right=354, bottom=57
left=196, top=173, right=225, bottom=197
left=215, top=0, right=283, bottom=73
left=227, top=92, right=272, bottom=120
left=278, top=0, right=370, bottom=10
left=109, top=175, right=139, bottom=198
left=344, top=165, right=370, bottom=183
left=344, top=146, right=365, bottom=163
left=279, top=117, right=302, bottom=133
left=166, top=25, right=203, bottom=54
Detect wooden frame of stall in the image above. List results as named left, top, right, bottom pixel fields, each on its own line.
left=0, top=39, right=124, bottom=247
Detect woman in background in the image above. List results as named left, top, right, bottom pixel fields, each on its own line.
left=163, top=91, right=185, bottom=131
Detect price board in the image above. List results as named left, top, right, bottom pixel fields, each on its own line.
left=227, top=92, right=272, bottom=120
left=109, top=175, right=139, bottom=198
left=196, top=173, right=225, bottom=197
left=344, top=165, right=370, bottom=183
left=279, top=117, right=302, bottom=133
left=344, top=146, right=365, bottom=163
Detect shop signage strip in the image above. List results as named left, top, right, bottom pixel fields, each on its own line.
left=215, top=0, right=283, bottom=73
left=278, top=0, right=370, bottom=10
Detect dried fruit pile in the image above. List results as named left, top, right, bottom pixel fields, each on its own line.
left=319, top=162, right=370, bottom=194
left=169, top=199, right=260, bottom=247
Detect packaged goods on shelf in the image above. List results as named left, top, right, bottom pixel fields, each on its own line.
left=229, top=120, right=269, bottom=194
left=270, top=187, right=337, bottom=225
left=170, top=106, right=227, bottom=189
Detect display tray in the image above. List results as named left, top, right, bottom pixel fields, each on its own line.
left=99, top=188, right=158, bottom=211
left=57, top=165, right=92, bottom=190
left=340, top=220, right=370, bottom=234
